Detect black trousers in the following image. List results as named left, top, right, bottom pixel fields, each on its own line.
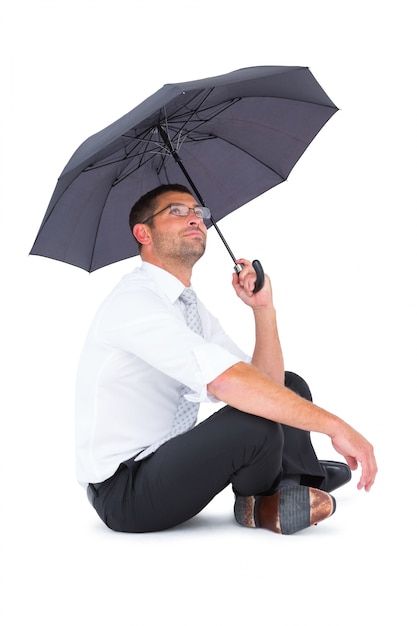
left=87, top=372, right=325, bottom=532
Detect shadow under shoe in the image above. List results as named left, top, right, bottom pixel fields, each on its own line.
left=234, top=486, right=335, bottom=535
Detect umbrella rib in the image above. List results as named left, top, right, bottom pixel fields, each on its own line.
left=84, top=99, right=251, bottom=183
left=85, top=136, right=165, bottom=171
left=165, top=97, right=240, bottom=149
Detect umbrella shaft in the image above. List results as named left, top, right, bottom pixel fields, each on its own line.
left=208, top=218, right=237, bottom=263
left=157, top=124, right=237, bottom=263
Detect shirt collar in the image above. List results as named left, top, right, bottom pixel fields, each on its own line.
left=140, top=262, right=192, bottom=304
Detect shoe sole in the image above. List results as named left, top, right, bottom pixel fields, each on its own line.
left=235, top=486, right=335, bottom=535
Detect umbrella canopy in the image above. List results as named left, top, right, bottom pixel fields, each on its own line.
left=30, top=65, right=338, bottom=272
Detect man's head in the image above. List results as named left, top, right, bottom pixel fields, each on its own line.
left=129, top=184, right=209, bottom=271
left=129, top=184, right=193, bottom=241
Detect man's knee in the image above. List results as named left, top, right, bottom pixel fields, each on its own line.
left=220, top=407, right=283, bottom=452
left=285, top=371, right=312, bottom=402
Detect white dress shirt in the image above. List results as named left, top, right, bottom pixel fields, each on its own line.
left=75, top=262, right=250, bottom=487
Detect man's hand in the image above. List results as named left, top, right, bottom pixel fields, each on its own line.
left=232, top=258, right=273, bottom=308
left=331, top=426, right=378, bottom=492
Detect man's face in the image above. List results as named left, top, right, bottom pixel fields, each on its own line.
left=146, top=191, right=208, bottom=265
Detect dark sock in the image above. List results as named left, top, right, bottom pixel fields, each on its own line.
left=278, top=474, right=300, bottom=488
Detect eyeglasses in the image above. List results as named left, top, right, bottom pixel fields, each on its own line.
left=141, top=203, right=211, bottom=224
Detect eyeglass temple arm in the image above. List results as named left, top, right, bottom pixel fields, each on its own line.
left=158, top=125, right=264, bottom=293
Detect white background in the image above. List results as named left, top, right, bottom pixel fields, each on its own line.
left=1, top=1, right=415, bottom=624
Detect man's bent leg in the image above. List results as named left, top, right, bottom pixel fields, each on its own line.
left=282, top=371, right=324, bottom=482
left=283, top=371, right=351, bottom=491
left=231, top=372, right=335, bottom=535
left=89, top=408, right=283, bottom=533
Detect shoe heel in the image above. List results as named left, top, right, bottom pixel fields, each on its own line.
left=256, top=486, right=335, bottom=535
left=234, top=495, right=256, bottom=527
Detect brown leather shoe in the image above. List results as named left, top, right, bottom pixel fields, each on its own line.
left=234, top=486, right=335, bottom=535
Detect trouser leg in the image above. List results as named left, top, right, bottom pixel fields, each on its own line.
left=281, top=371, right=324, bottom=480
left=90, top=408, right=283, bottom=533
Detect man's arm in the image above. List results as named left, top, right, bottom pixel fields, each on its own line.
left=226, top=259, right=377, bottom=491
left=232, top=259, right=284, bottom=384
left=251, top=302, right=284, bottom=383
left=207, top=361, right=377, bottom=492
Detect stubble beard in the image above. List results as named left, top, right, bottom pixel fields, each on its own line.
left=152, top=228, right=206, bottom=268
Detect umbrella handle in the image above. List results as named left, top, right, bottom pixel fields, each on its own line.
left=234, top=259, right=265, bottom=293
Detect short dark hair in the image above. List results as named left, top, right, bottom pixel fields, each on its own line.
left=129, top=183, right=193, bottom=253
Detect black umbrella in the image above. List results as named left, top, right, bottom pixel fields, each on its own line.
left=30, top=65, right=337, bottom=289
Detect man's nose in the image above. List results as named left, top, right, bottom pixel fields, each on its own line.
left=187, top=210, right=203, bottom=224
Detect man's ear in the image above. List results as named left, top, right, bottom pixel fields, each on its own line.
left=133, top=223, right=151, bottom=246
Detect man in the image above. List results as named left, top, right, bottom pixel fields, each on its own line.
left=75, top=183, right=377, bottom=534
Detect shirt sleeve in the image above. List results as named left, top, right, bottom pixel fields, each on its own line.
left=95, top=283, right=247, bottom=402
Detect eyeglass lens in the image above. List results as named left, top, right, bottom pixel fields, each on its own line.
left=169, top=204, right=211, bottom=219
